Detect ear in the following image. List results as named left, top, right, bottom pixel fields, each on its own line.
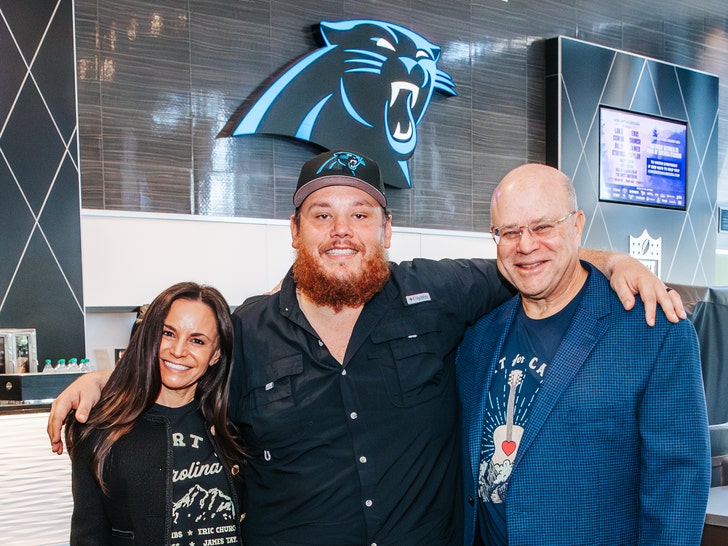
left=290, top=214, right=300, bottom=249
left=573, top=210, right=586, bottom=241
left=209, top=347, right=222, bottom=367
left=382, top=213, right=393, bottom=249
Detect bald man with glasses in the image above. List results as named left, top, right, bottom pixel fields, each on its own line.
left=456, top=163, right=710, bottom=546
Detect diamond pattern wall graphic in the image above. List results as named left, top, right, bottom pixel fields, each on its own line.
left=546, top=36, right=719, bottom=286
left=0, top=0, right=85, bottom=366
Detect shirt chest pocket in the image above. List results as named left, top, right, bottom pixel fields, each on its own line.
left=246, top=354, right=303, bottom=409
left=370, top=311, right=447, bottom=407
left=243, top=353, right=307, bottom=447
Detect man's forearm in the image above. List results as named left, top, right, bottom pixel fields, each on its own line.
left=578, top=247, right=617, bottom=277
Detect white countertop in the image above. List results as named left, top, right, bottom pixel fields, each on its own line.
left=706, top=486, right=728, bottom=527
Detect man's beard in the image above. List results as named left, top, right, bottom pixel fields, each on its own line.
left=293, top=245, right=391, bottom=312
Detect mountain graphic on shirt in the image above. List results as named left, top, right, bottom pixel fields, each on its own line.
left=173, top=484, right=234, bottom=524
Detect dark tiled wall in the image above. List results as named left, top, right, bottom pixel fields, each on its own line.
left=546, top=37, right=719, bottom=285
left=75, top=0, right=727, bottom=234
left=0, top=0, right=85, bottom=363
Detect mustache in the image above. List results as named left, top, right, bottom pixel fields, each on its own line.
left=322, top=241, right=364, bottom=253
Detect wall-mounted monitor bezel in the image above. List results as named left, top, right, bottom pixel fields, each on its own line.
left=719, top=206, right=728, bottom=233
left=598, top=105, right=688, bottom=211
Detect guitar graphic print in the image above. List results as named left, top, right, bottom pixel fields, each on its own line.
left=490, top=369, right=524, bottom=465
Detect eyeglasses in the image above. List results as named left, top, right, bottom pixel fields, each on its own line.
left=491, top=211, right=577, bottom=246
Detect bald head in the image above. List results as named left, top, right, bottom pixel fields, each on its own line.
left=491, top=163, right=577, bottom=218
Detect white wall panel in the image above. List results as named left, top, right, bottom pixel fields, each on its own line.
left=81, top=211, right=495, bottom=309
left=0, top=412, right=72, bottom=546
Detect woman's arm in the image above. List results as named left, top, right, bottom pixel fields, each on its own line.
left=68, top=432, right=113, bottom=545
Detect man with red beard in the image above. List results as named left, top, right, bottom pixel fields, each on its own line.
left=49, top=150, right=684, bottom=546
left=224, top=150, right=684, bottom=546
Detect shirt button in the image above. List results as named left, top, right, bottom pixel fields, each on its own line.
left=359, top=456, right=367, bottom=464
left=350, top=412, right=358, bottom=420
left=318, top=339, right=324, bottom=346
left=365, top=499, right=373, bottom=507
left=341, top=369, right=347, bottom=376
left=371, top=543, right=377, bottom=546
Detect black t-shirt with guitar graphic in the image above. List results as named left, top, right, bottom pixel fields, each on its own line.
left=477, top=284, right=585, bottom=546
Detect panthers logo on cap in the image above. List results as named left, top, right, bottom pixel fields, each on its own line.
left=318, top=152, right=367, bottom=177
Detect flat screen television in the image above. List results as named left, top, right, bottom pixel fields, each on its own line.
left=598, top=105, right=688, bottom=210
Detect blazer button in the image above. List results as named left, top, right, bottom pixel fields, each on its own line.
left=468, top=495, right=475, bottom=505
left=240, top=512, right=246, bottom=522
left=231, top=464, right=240, bottom=475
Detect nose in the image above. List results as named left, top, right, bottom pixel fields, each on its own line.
left=170, top=338, right=187, bottom=357
left=331, top=216, right=353, bottom=238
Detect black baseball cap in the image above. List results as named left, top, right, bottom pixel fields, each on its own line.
left=293, top=150, right=387, bottom=208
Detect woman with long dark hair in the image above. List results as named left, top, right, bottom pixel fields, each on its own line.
left=65, top=282, right=246, bottom=545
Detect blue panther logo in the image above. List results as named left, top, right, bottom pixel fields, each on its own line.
left=319, top=151, right=367, bottom=176
left=220, top=20, right=456, bottom=189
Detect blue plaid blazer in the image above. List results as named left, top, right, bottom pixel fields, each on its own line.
left=456, top=264, right=710, bottom=546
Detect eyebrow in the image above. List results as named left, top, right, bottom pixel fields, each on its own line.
left=306, top=196, right=380, bottom=209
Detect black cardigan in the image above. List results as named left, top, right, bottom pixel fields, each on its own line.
left=69, top=411, right=244, bottom=545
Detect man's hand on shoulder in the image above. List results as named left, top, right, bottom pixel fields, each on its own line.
left=580, top=248, right=686, bottom=326
left=47, top=371, right=110, bottom=455
left=606, top=253, right=686, bottom=325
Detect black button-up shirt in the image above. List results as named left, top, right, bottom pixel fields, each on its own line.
left=229, top=258, right=511, bottom=546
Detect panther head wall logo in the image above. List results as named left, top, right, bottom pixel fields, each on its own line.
left=219, top=19, right=457, bottom=189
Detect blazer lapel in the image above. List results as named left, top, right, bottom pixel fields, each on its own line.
left=466, top=299, right=520, bottom=481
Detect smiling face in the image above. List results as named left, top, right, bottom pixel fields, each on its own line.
left=156, top=298, right=221, bottom=407
left=491, top=164, right=587, bottom=316
left=290, top=185, right=392, bottom=310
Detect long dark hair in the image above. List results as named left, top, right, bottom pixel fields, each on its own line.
left=66, top=282, right=245, bottom=491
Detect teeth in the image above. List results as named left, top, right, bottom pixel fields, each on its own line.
left=164, top=361, right=189, bottom=371
left=393, top=122, right=412, bottom=140
left=327, top=249, right=356, bottom=255
left=390, top=81, right=419, bottom=106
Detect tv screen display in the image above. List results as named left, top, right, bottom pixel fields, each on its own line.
left=598, top=106, right=687, bottom=210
